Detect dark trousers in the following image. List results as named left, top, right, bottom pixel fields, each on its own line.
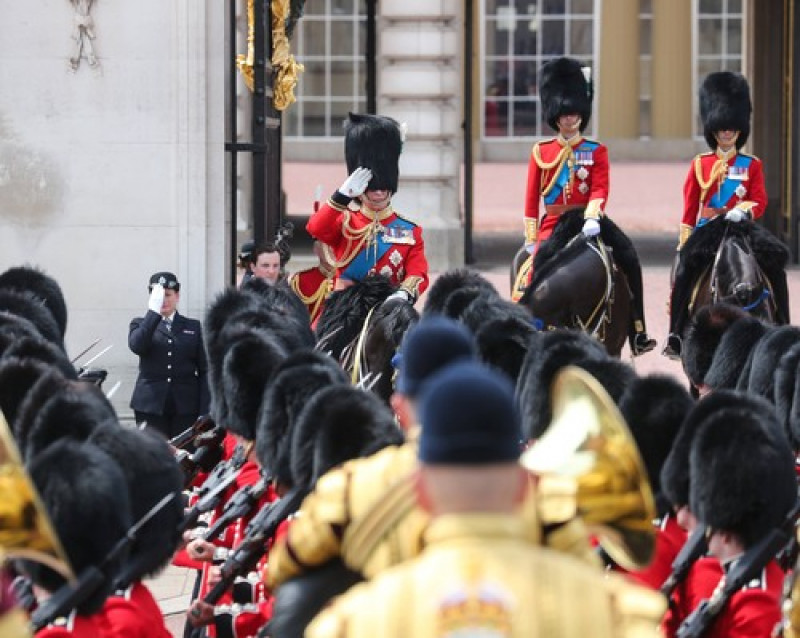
left=134, top=391, right=198, bottom=440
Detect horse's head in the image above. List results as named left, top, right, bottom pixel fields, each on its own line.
left=713, top=234, right=773, bottom=319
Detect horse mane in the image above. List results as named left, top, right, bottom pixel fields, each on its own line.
left=682, top=220, right=789, bottom=275
left=315, top=275, right=396, bottom=360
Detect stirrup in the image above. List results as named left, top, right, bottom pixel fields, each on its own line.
left=662, top=333, right=682, bottom=360
left=632, top=333, right=657, bottom=357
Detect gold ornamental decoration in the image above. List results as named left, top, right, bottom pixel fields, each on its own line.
left=236, top=0, right=304, bottom=111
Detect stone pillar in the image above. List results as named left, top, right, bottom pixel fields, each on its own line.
left=651, top=0, right=693, bottom=139
left=597, top=0, right=640, bottom=139
left=378, top=0, right=464, bottom=271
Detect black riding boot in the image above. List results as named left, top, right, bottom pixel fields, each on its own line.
left=610, top=238, right=656, bottom=356
left=663, top=254, right=692, bottom=360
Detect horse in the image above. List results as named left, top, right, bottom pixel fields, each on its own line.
left=315, top=275, right=418, bottom=403
left=674, top=218, right=790, bottom=334
left=514, top=210, right=632, bottom=358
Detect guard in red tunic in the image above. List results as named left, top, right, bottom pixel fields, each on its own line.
left=306, top=113, right=429, bottom=304
left=664, top=71, right=789, bottom=358
left=288, top=241, right=335, bottom=327
left=518, top=57, right=655, bottom=355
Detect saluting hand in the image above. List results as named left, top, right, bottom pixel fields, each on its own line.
left=148, top=283, right=165, bottom=314
left=339, top=166, right=373, bottom=198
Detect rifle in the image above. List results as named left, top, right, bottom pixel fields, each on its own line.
left=677, top=498, right=800, bottom=638
left=179, top=444, right=249, bottom=534
left=31, top=493, right=177, bottom=632
left=202, top=475, right=271, bottom=543
left=203, top=487, right=305, bottom=605
left=170, top=415, right=217, bottom=450
left=660, top=527, right=708, bottom=599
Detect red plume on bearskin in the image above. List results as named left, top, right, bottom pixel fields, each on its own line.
left=699, top=71, right=752, bottom=150
left=344, top=113, right=403, bottom=193
left=539, top=57, right=593, bottom=133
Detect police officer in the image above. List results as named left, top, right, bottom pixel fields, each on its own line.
left=307, top=362, right=665, bottom=637
left=128, top=272, right=209, bottom=439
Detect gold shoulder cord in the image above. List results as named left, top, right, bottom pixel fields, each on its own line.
left=290, top=275, right=331, bottom=319
left=694, top=150, right=734, bottom=206
left=533, top=142, right=574, bottom=199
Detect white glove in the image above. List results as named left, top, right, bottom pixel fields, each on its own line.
left=385, top=290, right=411, bottom=304
left=582, top=218, right=601, bottom=237
left=338, top=167, right=373, bottom=198
left=725, top=208, right=749, bottom=223
left=524, top=242, right=537, bottom=254
left=148, top=284, right=165, bottom=314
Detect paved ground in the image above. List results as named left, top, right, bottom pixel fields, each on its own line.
left=150, top=160, right=800, bottom=635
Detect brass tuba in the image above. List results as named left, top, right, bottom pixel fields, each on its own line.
left=521, top=366, right=656, bottom=570
left=0, top=410, right=73, bottom=581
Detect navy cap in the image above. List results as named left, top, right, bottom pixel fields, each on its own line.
left=418, top=361, right=522, bottom=465
left=395, top=317, right=477, bottom=398
left=148, top=271, right=180, bottom=292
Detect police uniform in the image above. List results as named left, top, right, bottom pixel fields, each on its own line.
left=305, top=113, right=429, bottom=302
left=128, top=273, right=210, bottom=439
left=519, top=57, right=654, bottom=354
left=307, top=362, right=664, bottom=638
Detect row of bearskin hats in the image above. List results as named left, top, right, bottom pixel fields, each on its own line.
left=540, top=56, right=751, bottom=151
left=0, top=266, right=185, bottom=617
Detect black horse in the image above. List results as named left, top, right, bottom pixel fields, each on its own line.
left=315, top=275, right=418, bottom=403
left=669, top=218, right=789, bottom=351
left=515, top=211, right=632, bottom=358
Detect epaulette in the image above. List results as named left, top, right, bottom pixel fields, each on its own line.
left=393, top=211, right=418, bottom=227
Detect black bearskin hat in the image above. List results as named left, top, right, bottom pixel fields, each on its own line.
left=516, top=329, right=618, bottom=441
left=27, top=439, right=132, bottom=614
left=0, top=289, right=64, bottom=351
left=0, top=357, right=52, bottom=431
left=699, top=71, right=752, bottom=150
left=690, top=394, right=795, bottom=547
left=0, top=311, right=50, bottom=359
left=618, top=375, right=693, bottom=504
left=703, top=316, right=768, bottom=391
left=89, top=426, right=184, bottom=586
left=344, top=113, right=403, bottom=193
left=16, top=374, right=117, bottom=461
left=682, top=303, right=748, bottom=388
left=774, top=342, right=800, bottom=450
left=256, top=350, right=348, bottom=487
left=0, top=266, right=68, bottom=338
left=422, top=268, right=499, bottom=316
left=221, top=328, right=288, bottom=440
left=2, top=335, right=77, bottom=380
left=746, top=326, right=800, bottom=398
left=290, top=385, right=402, bottom=491
left=539, top=57, right=593, bottom=133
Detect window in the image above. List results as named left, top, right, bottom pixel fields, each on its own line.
left=639, top=0, right=653, bottom=138
left=284, top=0, right=368, bottom=139
left=481, top=0, right=597, bottom=139
left=694, top=0, right=746, bottom=137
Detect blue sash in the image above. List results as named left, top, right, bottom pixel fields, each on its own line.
left=543, top=140, right=599, bottom=205
left=710, top=154, right=752, bottom=208
left=340, top=217, right=415, bottom=281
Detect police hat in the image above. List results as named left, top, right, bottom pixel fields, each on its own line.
left=344, top=112, right=403, bottom=194
left=395, top=317, right=478, bottom=399
left=418, top=361, right=522, bottom=465
left=539, top=57, right=593, bottom=133
left=699, top=71, right=752, bottom=150
left=690, top=393, right=795, bottom=546
left=148, top=271, right=180, bottom=292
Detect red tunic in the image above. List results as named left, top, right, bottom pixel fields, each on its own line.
left=663, top=556, right=783, bottom=638
left=306, top=194, right=429, bottom=300
left=288, top=266, right=334, bottom=327
left=35, top=611, right=103, bottom=637
left=524, top=136, right=610, bottom=242
left=627, top=514, right=687, bottom=591
left=96, top=582, right=171, bottom=638
left=682, top=151, right=767, bottom=228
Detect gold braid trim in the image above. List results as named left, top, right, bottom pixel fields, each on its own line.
left=694, top=149, right=735, bottom=206
left=400, top=276, right=424, bottom=300
left=524, top=218, right=538, bottom=244
left=533, top=136, right=582, bottom=199
left=678, top=224, right=693, bottom=249
left=584, top=198, right=604, bottom=220
left=290, top=273, right=332, bottom=319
